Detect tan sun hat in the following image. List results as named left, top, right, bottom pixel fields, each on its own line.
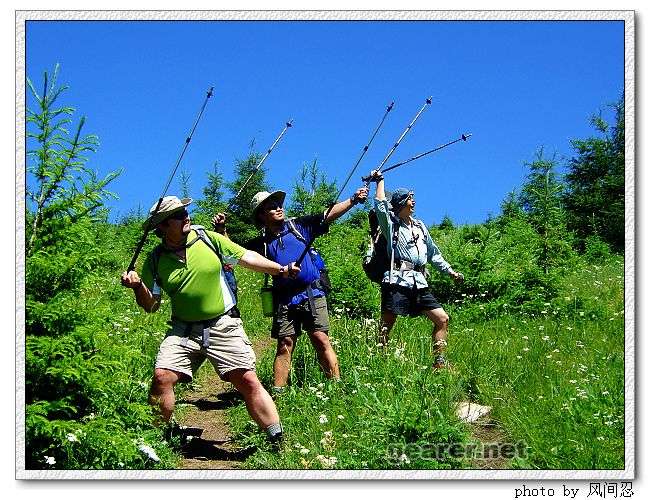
left=142, top=195, right=192, bottom=229
left=250, top=190, right=286, bottom=227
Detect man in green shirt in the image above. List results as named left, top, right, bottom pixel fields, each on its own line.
left=121, top=196, right=300, bottom=443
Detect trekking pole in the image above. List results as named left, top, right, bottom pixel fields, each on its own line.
left=127, top=86, right=214, bottom=272
left=362, top=133, right=472, bottom=182
left=293, top=101, right=395, bottom=267
left=227, top=120, right=293, bottom=211
left=366, top=97, right=432, bottom=186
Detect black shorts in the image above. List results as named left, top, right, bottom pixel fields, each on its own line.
left=380, top=283, right=442, bottom=317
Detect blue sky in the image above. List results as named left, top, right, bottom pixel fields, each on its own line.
left=25, top=20, right=624, bottom=226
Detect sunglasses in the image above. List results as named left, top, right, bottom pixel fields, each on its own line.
left=262, top=201, right=283, bottom=211
left=165, top=209, right=189, bottom=222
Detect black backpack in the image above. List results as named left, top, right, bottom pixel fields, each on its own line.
left=362, top=209, right=399, bottom=283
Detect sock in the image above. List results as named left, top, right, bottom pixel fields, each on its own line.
left=266, top=422, right=283, bottom=442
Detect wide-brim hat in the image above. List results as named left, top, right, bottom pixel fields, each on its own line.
left=143, top=195, right=192, bottom=229
left=250, top=190, right=286, bottom=227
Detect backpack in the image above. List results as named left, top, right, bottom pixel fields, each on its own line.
left=150, top=225, right=236, bottom=298
left=363, top=209, right=399, bottom=283
left=362, top=210, right=428, bottom=283
left=262, top=218, right=332, bottom=294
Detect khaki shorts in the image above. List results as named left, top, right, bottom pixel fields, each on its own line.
left=155, top=314, right=256, bottom=381
left=271, top=295, right=330, bottom=339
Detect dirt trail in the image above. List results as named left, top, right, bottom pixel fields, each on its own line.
left=177, top=338, right=273, bottom=470
left=469, top=417, right=511, bottom=469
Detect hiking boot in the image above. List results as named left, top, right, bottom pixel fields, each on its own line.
left=164, top=422, right=202, bottom=445
left=267, top=431, right=284, bottom=452
left=432, top=354, right=450, bottom=370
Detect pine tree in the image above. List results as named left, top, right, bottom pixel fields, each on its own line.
left=288, top=159, right=338, bottom=217
left=438, top=214, right=455, bottom=230
left=563, top=96, right=624, bottom=252
left=179, top=168, right=191, bottom=200
left=519, top=148, right=572, bottom=273
left=193, top=161, right=226, bottom=226
left=26, top=64, right=121, bottom=256
left=225, top=150, right=270, bottom=243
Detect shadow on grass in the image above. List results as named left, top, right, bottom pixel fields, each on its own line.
left=180, top=390, right=243, bottom=411
left=180, top=437, right=257, bottom=462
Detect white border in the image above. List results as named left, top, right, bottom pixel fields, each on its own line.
left=15, top=9, right=635, bottom=481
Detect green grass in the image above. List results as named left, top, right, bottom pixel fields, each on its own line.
left=227, top=256, right=625, bottom=470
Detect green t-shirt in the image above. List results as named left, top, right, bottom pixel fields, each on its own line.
left=141, top=229, right=246, bottom=322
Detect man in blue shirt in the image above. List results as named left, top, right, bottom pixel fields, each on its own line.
left=367, top=170, right=463, bottom=369
left=219, top=187, right=367, bottom=391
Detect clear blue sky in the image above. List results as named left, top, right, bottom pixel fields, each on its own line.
left=25, top=20, right=624, bottom=226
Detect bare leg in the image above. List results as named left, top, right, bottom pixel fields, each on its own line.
left=273, top=335, right=297, bottom=388
left=226, top=368, right=280, bottom=429
left=308, top=330, right=340, bottom=380
left=379, top=311, right=397, bottom=345
left=149, top=368, right=182, bottom=423
left=422, top=308, right=450, bottom=360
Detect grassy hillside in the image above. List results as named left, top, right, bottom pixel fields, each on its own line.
left=226, top=224, right=624, bottom=470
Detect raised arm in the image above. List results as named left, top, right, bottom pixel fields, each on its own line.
left=323, top=186, right=369, bottom=224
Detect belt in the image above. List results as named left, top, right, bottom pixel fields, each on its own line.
left=394, top=259, right=425, bottom=273
left=172, top=306, right=240, bottom=348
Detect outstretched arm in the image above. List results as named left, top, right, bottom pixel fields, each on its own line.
left=323, top=186, right=369, bottom=224
left=238, top=250, right=300, bottom=278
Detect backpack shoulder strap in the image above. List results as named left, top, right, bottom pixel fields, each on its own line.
left=413, top=219, right=429, bottom=241
left=191, top=224, right=222, bottom=259
left=150, top=244, right=164, bottom=292
left=286, top=218, right=307, bottom=243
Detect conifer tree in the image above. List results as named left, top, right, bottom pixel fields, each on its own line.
left=225, top=150, right=270, bottom=243
left=563, top=96, right=624, bottom=252
left=26, top=64, right=121, bottom=256
left=288, top=159, right=338, bottom=217
left=193, top=161, right=226, bottom=226
left=519, top=148, right=572, bottom=273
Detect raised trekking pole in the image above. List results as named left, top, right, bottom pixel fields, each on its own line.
left=368, top=96, right=432, bottom=184
left=293, top=101, right=395, bottom=267
left=227, top=120, right=293, bottom=211
left=362, top=133, right=472, bottom=182
left=127, top=86, right=214, bottom=272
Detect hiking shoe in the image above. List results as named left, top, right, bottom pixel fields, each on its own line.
left=267, top=432, right=284, bottom=452
left=432, top=355, right=450, bottom=370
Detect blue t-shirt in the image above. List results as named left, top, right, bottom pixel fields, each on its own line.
left=248, top=214, right=329, bottom=306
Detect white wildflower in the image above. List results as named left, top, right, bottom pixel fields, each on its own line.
left=337, top=415, right=344, bottom=420
left=44, top=456, right=56, bottom=465
left=398, top=453, right=410, bottom=464
left=319, top=414, right=328, bottom=424
left=300, top=448, right=310, bottom=455
left=316, top=455, right=337, bottom=468
left=66, top=433, right=79, bottom=443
